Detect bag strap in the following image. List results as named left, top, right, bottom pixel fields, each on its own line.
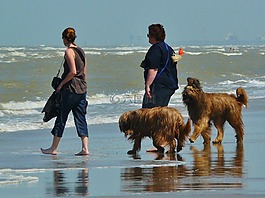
left=155, top=42, right=169, bottom=79
left=56, top=47, right=85, bottom=77
left=56, top=59, right=64, bottom=77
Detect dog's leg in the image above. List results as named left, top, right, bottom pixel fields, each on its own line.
left=177, top=135, right=186, bottom=152
left=212, top=118, right=225, bottom=144
left=127, top=137, right=142, bottom=155
left=189, top=120, right=208, bottom=143
left=228, top=118, right=244, bottom=143
left=168, top=139, right=176, bottom=154
left=201, top=124, right=212, bottom=144
left=226, top=112, right=244, bottom=143
left=189, top=124, right=201, bottom=143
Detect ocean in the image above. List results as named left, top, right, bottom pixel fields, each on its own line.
left=0, top=45, right=264, bottom=132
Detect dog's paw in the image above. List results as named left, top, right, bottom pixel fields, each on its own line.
left=189, top=138, right=194, bottom=143
left=127, top=150, right=137, bottom=155
left=212, top=139, right=221, bottom=144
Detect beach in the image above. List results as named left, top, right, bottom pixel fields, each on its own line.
left=0, top=45, right=265, bottom=197
left=0, top=99, right=265, bottom=197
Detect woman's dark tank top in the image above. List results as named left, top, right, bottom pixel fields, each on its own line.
left=62, top=47, right=87, bottom=94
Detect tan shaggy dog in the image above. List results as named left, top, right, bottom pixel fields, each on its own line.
left=182, top=77, right=248, bottom=144
left=119, top=107, right=191, bottom=154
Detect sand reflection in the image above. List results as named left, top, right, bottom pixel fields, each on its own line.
left=121, top=143, right=244, bottom=192
left=45, top=158, right=89, bottom=197
left=46, top=168, right=89, bottom=197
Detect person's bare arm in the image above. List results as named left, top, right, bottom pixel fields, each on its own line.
left=145, top=68, right=158, bottom=98
left=56, top=48, right=76, bottom=92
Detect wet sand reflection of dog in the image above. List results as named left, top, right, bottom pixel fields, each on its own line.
left=120, top=144, right=244, bottom=192
left=191, top=144, right=244, bottom=177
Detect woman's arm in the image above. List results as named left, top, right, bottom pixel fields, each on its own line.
left=56, top=48, right=76, bottom=92
left=145, top=68, right=158, bottom=98
left=83, top=60, right=87, bottom=79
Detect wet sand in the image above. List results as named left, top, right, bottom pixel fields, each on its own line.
left=0, top=103, right=265, bottom=197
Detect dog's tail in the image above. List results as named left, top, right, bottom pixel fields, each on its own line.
left=236, top=87, right=248, bottom=108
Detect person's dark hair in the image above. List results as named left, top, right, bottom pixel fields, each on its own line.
left=62, top=27, right=76, bottom=42
left=148, top=24, right=166, bottom=41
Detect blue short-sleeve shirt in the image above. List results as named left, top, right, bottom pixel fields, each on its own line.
left=143, top=41, right=179, bottom=90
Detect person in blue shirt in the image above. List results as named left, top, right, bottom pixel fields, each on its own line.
left=141, top=24, right=182, bottom=152
left=141, top=24, right=181, bottom=108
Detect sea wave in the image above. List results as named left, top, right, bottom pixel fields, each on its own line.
left=0, top=45, right=264, bottom=132
left=1, top=81, right=263, bottom=133
left=218, top=78, right=265, bottom=88
left=221, top=52, right=243, bottom=56
left=0, top=45, right=258, bottom=63
left=0, top=91, right=183, bottom=132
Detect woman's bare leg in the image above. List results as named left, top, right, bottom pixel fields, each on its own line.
left=75, top=136, right=89, bottom=156
left=41, top=136, right=61, bottom=155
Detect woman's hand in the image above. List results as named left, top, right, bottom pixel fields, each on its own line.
left=56, top=83, right=63, bottom=93
left=145, top=68, right=158, bottom=98
left=145, top=85, right=152, bottom=98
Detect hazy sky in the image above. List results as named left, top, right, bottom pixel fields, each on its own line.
left=1, top=0, right=265, bottom=46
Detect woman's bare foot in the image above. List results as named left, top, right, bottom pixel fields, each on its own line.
left=75, top=150, right=89, bottom=156
left=40, top=148, right=57, bottom=155
left=146, top=144, right=167, bottom=153
left=146, top=147, right=158, bottom=152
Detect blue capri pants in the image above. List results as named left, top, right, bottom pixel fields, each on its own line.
left=51, top=90, right=88, bottom=137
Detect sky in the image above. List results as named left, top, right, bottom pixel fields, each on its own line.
left=1, top=0, right=265, bottom=46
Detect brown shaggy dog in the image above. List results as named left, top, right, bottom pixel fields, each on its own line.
left=119, top=107, right=191, bottom=154
left=182, top=77, right=248, bottom=144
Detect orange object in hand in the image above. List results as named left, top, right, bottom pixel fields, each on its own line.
left=179, top=47, right=184, bottom=55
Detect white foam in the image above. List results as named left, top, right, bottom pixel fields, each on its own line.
left=218, top=78, right=265, bottom=88
left=218, top=79, right=248, bottom=85
left=106, top=51, right=134, bottom=55
left=88, top=115, right=119, bottom=125
left=88, top=93, right=112, bottom=105
left=222, top=52, right=243, bottom=56
left=94, top=161, right=185, bottom=169
left=0, top=47, right=26, bottom=51
left=0, top=100, right=45, bottom=111
left=185, top=52, right=204, bottom=55
left=8, top=51, right=27, bottom=57
left=86, top=51, right=101, bottom=55
left=0, top=170, right=39, bottom=185
left=249, top=79, right=265, bottom=87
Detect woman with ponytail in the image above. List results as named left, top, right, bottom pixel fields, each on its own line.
left=41, top=27, right=89, bottom=156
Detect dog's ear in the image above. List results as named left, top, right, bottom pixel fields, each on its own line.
left=187, top=77, right=201, bottom=89
left=187, top=77, right=193, bottom=85
left=193, top=78, right=202, bottom=89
